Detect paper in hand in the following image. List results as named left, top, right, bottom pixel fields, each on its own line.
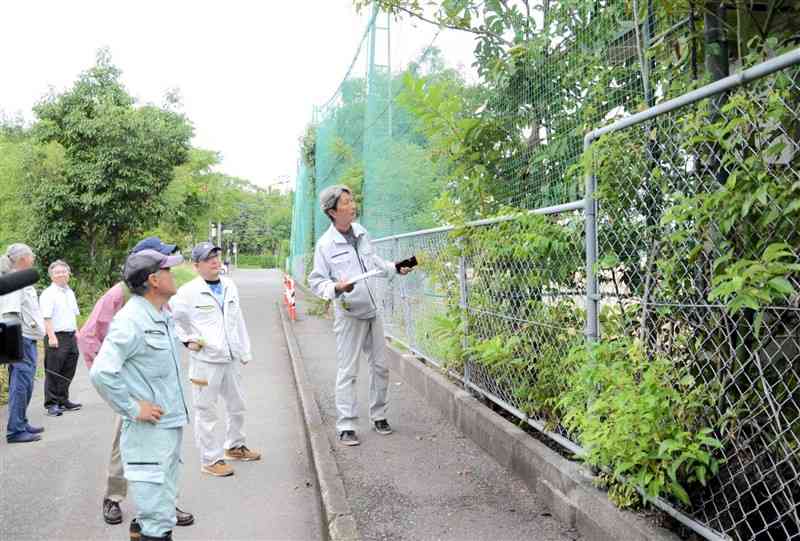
left=395, top=255, right=418, bottom=273
left=345, top=268, right=383, bottom=286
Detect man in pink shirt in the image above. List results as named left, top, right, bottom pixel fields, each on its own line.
left=78, top=237, right=194, bottom=528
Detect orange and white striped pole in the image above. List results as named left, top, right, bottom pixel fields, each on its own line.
left=283, top=274, right=297, bottom=321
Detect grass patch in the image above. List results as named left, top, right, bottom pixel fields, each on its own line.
left=172, top=263, right=198, bottom=288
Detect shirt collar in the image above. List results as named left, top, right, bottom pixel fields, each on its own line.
left=132, top=295, right=168, bottom=324
left=330, top=222, right=366, bottom=244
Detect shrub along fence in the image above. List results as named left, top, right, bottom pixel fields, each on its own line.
left=372, top=49, right=800, bottom=541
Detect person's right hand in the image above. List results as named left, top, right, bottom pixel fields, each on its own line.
left=187, top=341, right=202, bottom=352
left=335, top=280, right=355, bottom=293
left=136, top=401, right=164, bottom=424
left=48, top=336, right=59, bottom=348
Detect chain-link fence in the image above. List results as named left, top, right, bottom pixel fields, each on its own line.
left=587, top=48, right=800, bottom=541
left=372, top=49, right=800, bottom=541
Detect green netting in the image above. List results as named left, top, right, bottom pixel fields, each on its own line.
left=485, top=2, right=689, bottom=209
left=289, top=2, right=691, bottom=273
left=361, top=50, right=441, bottom=239
left=288, top=159, right=312, bottom=280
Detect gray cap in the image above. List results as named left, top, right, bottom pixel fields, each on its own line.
left=191, top=242, right=221, bottom=262
left=319, top=185, right=352, bottom=214
left=123, top=249, right=184, bottom=289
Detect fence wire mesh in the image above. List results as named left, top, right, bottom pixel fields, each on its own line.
left=591, top=56, right=800, bottom=541
left=373, top=51, right=800, bottom=541
left=373, top=229, right=461, bottom=375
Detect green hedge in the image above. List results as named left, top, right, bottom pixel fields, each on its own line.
left=236, top=254, right=282, bottom=269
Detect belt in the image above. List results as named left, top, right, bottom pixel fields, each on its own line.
left=55, top=330, right=76, bottom=335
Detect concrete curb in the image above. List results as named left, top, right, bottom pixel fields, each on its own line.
left=277, top=302, right=360, bottom=541
left=384, top=343, right=680, bottom=541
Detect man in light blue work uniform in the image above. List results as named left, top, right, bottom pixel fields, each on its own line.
left=90, top=249, right=188, bottom=541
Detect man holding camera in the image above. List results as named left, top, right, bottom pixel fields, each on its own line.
left=0, top=243, right=46, bottom=444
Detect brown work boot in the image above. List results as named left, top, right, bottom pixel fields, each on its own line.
left=201, top=459, right=234, bottom=477
left=224, top=445, right=262, bottom=461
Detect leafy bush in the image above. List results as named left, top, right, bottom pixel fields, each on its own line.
left=559, top=338, right=722, bottom=508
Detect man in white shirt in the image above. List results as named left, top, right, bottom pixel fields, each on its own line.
left=0, top=243, right=46, bottom=443
left=39, top=259, right=81, bottom=417
left=171, top=242, right=261, bottom=478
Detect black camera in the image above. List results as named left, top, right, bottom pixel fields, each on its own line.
left=0, top=269, right=40, bottom=364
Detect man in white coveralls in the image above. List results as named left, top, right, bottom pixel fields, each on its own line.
left=309, top=185, right=414, bottom=447
left=171, top=241, right=261, bottom=478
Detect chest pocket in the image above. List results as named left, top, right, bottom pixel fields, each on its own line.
left=328, top=249, right=354, bottom=279
left=194, top=303, right=218, bottom=323
left=225, top=295, right=241, bottom=319
left=142, top=332, right=173, bottom=378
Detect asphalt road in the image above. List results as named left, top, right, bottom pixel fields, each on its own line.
left=0, top=269, right=323, bottom=541
left=292, top=289, right=581, bottom=541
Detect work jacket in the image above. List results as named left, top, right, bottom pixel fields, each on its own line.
left=90, top=295, right=189, bottom=428
left=309, top=222, right=396, bottom=320
left=170, top=276, right=252, bottom=364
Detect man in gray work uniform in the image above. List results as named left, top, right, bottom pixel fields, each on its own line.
left=308, top=185, right=412, bottom=446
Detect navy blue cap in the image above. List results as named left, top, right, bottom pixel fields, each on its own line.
left=133, top=236, right=177, bottom=256
left=191, top=242, right=222, bottom=262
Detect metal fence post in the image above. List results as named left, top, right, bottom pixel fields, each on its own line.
left=458, top=250, right=470, bottom=387
left=584, top=134, right=599, bottom=343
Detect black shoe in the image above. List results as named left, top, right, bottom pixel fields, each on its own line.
left=25, top=424, right=45, bottom=434
left=175, top=506, right=194, bottom=526
left=129, top=518, right=141, bottom=540
left=373, top=419, right=393, bottom=435
left=104, top=498, right=123, bottom=525
left=45, top=405, right=63, bottom=417
left=6, top=431, right=41, bottom=444
left=338, top=430, right=360, bottom=446
left=61, top=401, right=82, bottom=412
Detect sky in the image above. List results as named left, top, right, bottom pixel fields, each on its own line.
left=0, top=0, right=476, bottom=190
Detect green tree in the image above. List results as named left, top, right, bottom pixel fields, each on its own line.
left=30, top=49, right=193, bottom=272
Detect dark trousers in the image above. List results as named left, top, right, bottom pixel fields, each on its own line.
left=44, top=331, right=79, bottom=408
left=6, top=337, right=37, bottom=438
